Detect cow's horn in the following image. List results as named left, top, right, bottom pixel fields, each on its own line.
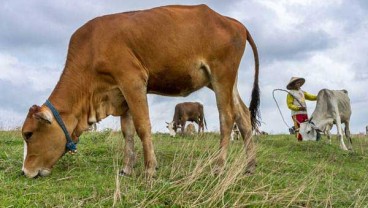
left=308, top=116, right=313, bottom=123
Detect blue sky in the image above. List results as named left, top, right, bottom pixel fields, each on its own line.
left=1, top=0, right=367, bottom=134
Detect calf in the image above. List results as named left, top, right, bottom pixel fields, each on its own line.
left=231, top=123, right=241, bottom=140
left=185, top=123, right=196, bottom=136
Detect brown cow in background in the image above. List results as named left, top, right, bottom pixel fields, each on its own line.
left=167, top=102, right=207, bottom=136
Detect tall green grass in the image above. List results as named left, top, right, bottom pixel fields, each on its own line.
left=1, top=130, right=368, bottom=207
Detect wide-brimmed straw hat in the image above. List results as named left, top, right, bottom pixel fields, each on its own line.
left=286, top=77, right=305, bottom=90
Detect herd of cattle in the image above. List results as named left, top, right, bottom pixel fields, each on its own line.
left=18, top=5, right=357, bottom=179
left=164, top=101, right=269, bottom=140
left=165, top=89, right=354, bottom=152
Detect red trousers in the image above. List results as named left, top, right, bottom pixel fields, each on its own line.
left=292, top=114, right=309, bottom=141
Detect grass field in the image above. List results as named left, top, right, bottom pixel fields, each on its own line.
left=1, top=130, right=368, bottom=207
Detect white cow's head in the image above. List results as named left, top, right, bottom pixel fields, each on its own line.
left=166, top=121, right=177, bottom=137
left=299, top=119, right=321, bottom=141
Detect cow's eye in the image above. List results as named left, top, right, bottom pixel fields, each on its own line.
left=23, top=132, right=33, bottom=140
left=307, top=131, right=310, bottom=134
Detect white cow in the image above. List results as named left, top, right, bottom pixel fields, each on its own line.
left=300, top=89, right=352, bottom=150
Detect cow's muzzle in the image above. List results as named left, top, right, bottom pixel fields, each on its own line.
left=22, top=168, right=51, bottom=178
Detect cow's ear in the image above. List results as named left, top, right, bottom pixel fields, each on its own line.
left=33, top=107, right=53, bottom=124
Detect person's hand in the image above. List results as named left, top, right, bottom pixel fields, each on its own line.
left=299, top=106, right=306, bottom=111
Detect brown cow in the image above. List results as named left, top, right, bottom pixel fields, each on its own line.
left=21, top=4, right=260, bottom=178
left=166, top=102, right=206, bottom=137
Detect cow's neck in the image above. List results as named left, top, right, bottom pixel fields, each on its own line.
left=47, top=66, right=126, bottom=135
left=48, top=68, right=90, bottom=134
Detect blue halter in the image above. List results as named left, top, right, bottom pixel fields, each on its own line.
left=45, top=100, right=77, bottom=153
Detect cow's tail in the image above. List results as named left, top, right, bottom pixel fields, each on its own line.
left=246, top=30, right=261, bottom=130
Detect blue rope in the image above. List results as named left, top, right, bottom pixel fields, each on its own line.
left=45, top=100, right=77, bottom=153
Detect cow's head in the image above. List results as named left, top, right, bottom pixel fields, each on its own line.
left=299, top=118, right=321, bottom=141
left=166, top=121, right=178, bottom=137
left=21, top=105, right=68, bottom=178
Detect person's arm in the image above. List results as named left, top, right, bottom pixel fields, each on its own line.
left=304, top=91, right=317, bottom=101
left=287, top=94, right=303, bottom=111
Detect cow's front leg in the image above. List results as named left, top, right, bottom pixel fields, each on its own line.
left=120, top=109, right=136, bottom=176
left=116, top=72, right=157, bottom=178
left=180, top=121, right=186, bottom=135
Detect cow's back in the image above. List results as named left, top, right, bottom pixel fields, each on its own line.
left=79, top=4, right=246, bottom=64
left=313, top=89, right=351, bottom=122
left=174, top=102, right=203, bottom=120
left=68, top=5, right=248, bottom=96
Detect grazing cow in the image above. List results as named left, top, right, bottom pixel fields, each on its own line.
left=299, top=89, right=352, bottom=150
left=167, top=102, right=206, bottom=137
left=20, top=4, right=260, bottom=178
left=231, top=123, right=241, bottom=141
left=185, top=123, right=196, bottom=136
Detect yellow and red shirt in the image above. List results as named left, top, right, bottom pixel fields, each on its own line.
left=287, top=89, right=317, bottom=116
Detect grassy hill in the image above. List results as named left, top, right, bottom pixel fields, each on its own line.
left=1, top=130, right=368, bottom=207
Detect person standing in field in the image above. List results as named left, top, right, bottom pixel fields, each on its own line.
left=286, top=77, right=317, bottom=141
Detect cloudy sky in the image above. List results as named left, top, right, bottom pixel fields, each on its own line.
left=1, top=0, right=367, bottom=134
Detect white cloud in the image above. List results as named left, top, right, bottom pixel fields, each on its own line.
left=0, top=108, right=24, bottom=130
left=0, top=53, right=59, bottom=91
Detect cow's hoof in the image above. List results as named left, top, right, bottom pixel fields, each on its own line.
left=119, top=170, right=131, bottom=177
left=212, top=165, right=224, bottom=176
left=245, top=169, right=255, bottom=176
left=245, top=161, right=256, bottom=175
left=245, top=166, right=256, bottom=175
left=144, top=167, right=157, bottom=180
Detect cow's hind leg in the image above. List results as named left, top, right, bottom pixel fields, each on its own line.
left=197, top=119, right=204, bottom=134
left=120, top=109, right=136, bottom=176
left=210, top=75, right=236, bottom=174
left=344, top=121, right=353, bottom=150
left=233, top=89, right=256, bottom=174
left=336, top=116, right=348, bottom=151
